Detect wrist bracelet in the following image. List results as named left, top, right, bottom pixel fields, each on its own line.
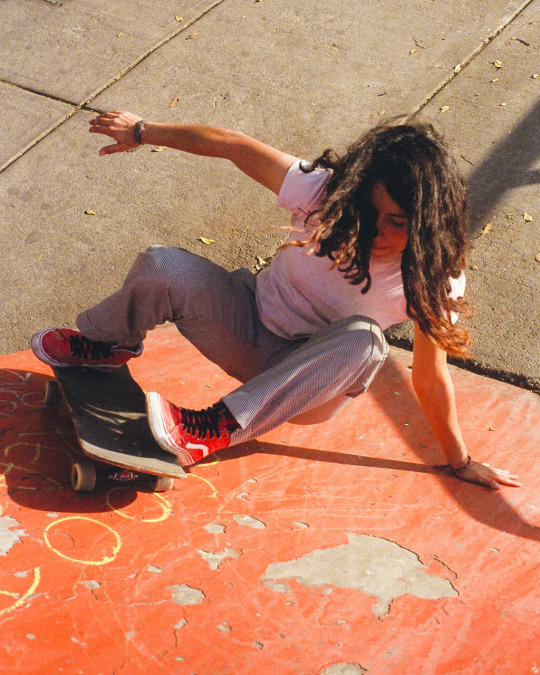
left=449, top=455, right=472, bottom=474
left=133, top=119, right=147, bottom=145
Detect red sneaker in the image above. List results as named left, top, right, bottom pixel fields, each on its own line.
left=146, top=392, right=232, bottom=466
left=31, top=328, right=142, bottom=371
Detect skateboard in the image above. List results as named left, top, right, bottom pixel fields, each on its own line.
left=44, top=365, right=185, bottom=492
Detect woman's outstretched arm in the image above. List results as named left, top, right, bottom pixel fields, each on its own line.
left=89, top=111, right=298, bottom=195
left=411, top=322, right=521, bottom=489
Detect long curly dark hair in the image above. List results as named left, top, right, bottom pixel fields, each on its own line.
left=286, top=120, right=472, bottom=357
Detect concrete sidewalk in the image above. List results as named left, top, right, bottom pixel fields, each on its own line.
left=0, top=326, right=538, bottom=674
left=0, top=0, right=538, bottom=387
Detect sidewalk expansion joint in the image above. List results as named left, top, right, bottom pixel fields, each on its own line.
left=0, top=0, right=227, bottom=175
left=406, top=0, right=536, bottom=121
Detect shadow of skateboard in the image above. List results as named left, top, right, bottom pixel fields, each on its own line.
left=45, top=364, right=185, bottom=492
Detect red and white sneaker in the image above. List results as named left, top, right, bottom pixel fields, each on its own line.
left=146, top=392, right=234, bottom=466
left=31, top=328, right=142, bottom=371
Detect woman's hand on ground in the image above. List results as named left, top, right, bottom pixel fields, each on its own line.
left=89, top=111, right=143, bottom=155
left=452, top=459, right=521, bottom=490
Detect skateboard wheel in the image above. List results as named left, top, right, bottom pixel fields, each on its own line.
left=152, top=476, right=174, bottom=492
left=44, top=380, right=62, bottom=406
left=71, top=461, right=97, bottom=492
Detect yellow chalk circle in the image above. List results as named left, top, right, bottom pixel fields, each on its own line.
left=106, top=488, right=173, bottom=522
left=44, top=517, right=122, bottom=566
left=0, top=567, right=41, bottom=618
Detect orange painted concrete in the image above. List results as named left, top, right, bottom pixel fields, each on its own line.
left=1, top=324, right=539, bottom=675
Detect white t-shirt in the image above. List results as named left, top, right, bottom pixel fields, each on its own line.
left=256, top=160, right=466, bottom=340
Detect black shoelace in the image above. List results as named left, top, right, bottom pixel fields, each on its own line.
left=180, top=406, right=223, bottom=439
left=69, top=334, right=113, bottom=361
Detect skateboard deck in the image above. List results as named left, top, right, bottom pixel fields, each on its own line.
left=47, top=365, right=185, bottom=491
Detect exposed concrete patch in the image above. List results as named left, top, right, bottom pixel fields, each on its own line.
left=262, top=579, right=291, bottom=594
left=261, top=533, right=458, bottom=618
left=168, top=584, right=205, bottom=606
left=234, top=514, right=266, bottom=529
left=198, top=548, right=241, bottom=570
left=321, top=664, right=367, bottom=675
left=80, top=580, right=101, bottom=591
left=0, top=516, right=25, bottom=555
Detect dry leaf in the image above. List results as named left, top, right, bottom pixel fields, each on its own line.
left=167, top=97, right=180, bottom=108
left=84, top=209, right=96, bottom=215
left=481, top=222, right=493, bottom=236
left=409, top=48, right=419, bottom=55
left=175, top=15, right=183, bottom=22
left=491, top=77, right=500, bottom=83
left=117, top=32, right=125, bottom=37
left=493, top=60, right=503, bottom=68
left=439, top=105, right=450, bottom=114
left=535, top=252, right=540, bottom=263
left=471, top=265, right=479, bottom=270
left=152, top=146, right=165, bottom=152
left=255, top=255, right=273, bottom=272
left=524, top=212, right=533, bottom=222
left=186, top=33, right=198, bottom=40
left=533, top=73, right=540, bottom=79
left=198, top=237, right=215, bottom=245
left=453, top=64, right=462, bottom=74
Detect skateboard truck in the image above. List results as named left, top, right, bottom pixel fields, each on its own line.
left=70, top=461, right=174, bottom=492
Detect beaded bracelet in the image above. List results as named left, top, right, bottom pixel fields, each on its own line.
left=449, top=455, right=472, bottom=475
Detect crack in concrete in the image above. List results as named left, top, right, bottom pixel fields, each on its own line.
left=2, top=0, right=534, bottom=176
left=0, top=0, right=227, bottom=174
left=406, top=0, right=536, bottom=121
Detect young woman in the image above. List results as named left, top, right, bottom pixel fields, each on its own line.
left=31, top=111, right=521, bottom=490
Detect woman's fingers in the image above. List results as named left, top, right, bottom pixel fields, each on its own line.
left=454, top=460, right=522, bottom=489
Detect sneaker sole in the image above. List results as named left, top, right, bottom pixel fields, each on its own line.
left=146, top=392, right=193, bottom=466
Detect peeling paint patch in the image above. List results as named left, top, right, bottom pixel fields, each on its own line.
left=234, top=514, right=266, bottom=529
left=261, top=533, right=458, bottom=617
left=168, top=584, right=205, bottom=606
left=81, top=580, right=101, bottom=590
left=175, top=619, right=187, bottom=630
left=0, top=516, right=25, bottom=556
left=204, top=523, right=226, bottom=534
left=322, top=664, right=367, bottom=675
left=262, top=579, right=291, bottom=594
left=198, top=548, right=241, bottom=570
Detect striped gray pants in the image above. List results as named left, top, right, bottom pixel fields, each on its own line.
left=77, top=246, right=388, bottom=446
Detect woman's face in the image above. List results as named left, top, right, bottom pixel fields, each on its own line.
left=371, top=181, right=409, bottom=259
